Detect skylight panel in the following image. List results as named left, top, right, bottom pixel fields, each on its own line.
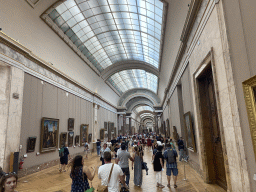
left=48, top=0, right=165, bottom=89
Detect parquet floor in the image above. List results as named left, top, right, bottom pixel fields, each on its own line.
left=16, top=148, right=225, bottom=192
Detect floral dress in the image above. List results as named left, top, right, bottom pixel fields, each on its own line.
left=70, top=167, right=90, bottom=192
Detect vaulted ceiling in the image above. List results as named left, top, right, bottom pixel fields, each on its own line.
left=43, top=0, right=168, bottom=121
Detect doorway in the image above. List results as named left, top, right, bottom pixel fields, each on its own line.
left=197, top=64, right=227, bottom=189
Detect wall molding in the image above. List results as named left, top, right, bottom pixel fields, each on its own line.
left=0, top=33, right=117, bottom=113
left=162, top=0, right=215, bottom=110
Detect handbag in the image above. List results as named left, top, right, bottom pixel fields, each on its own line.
left=83, top=172, right=95, bottom=192
left=97, top=163, right=114, bottom=192
left=141, top=162, right=147, bottom=170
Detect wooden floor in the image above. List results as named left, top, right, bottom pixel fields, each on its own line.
left=16, top=148, right=225, bottom=192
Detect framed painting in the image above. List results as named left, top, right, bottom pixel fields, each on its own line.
left=68, top=132, right=74, bottom=147
left=40, top=118, right=59, bottom=153
left=75, top=135, right=79, bottom=146
left=88, top=133, right=92, bottom=143
left=100, top=129, right=104, bottom=140
left=27, top=137, right=36, bottom=153
left=243, top=75, right=256, bottom=161
left=68, top=118, right=74, bottom=131
left=80, top=124, right=88, bottom=146
left=104, top=122, right=108, bottom=131
left=59, top=132, right=67, bottom=148
left=183, top=112, right=197, bottom=152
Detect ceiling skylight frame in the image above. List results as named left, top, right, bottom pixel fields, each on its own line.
left=41, top=0, right=168, bottom=95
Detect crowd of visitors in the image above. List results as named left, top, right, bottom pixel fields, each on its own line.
left=59, top=132, right=187, bottom=191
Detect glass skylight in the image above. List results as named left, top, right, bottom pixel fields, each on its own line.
left=140, top=113, right=154, bottom=119
left=49, top=0, right=165, bottom=72
left=108, top=69, right=158, bottom=94
left=133, top=106, right=153, bottom=114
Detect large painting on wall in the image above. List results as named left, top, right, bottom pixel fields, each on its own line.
left=40, top=118, right=59, bottom=153
left=88, top=133, right=92, bottom=143
left=80, top=124, right=88, bottom=146
left=59, top=132, right=67, bottom=148
left=68, top=132, right=74, bottom=147
left=183, top=112, right=197, bottom=152
left=75, top=135, right=79, bottom=146
left=243, top=76, right=256, bottom=161
left=100, top=129, right=104, bottom=140
left=68, top=118, right=74, bottom=131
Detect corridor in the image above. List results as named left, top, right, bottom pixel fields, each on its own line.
left=16, top=149, right=225, bottom=192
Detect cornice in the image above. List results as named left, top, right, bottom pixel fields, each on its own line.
left=0, top=31, right=117, bottom=112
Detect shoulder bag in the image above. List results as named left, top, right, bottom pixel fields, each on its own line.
left=83, top=169, right=95, bottom=192
left=97, top=163, right=114, bottom=192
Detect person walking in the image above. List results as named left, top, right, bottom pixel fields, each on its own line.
left=70, top=155, right=96, bottom=192
left=59, top=142, right=70, bottom=172
left=132, top=147, right=143, bottom=187
left=98, top=152, right=126, bottom=192
left=84, top=142, right=89, bottom=159
left=100, top=143, right=111, bottom=165
left=154, top=145, right=165, bottom=188
left=115, top=144, right=134, bottom=189
left=164, top=144, right=178, bottom=188
left=178, top=137, right=185, bottom=161
left=96, top=139, right=101, bottom=156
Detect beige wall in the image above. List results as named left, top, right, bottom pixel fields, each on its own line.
left=158, top=0, right=190, bottom=100
left=162, top=0, right=252, bottom=190
left=20, top=73, right=116, bottom=169
left=222, top=0, right=256, bottom=190
left=0, top=0, right=119, bottom=105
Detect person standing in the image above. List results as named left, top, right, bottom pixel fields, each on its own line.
left=98, top=152, right=126, bottom=192
left=164, top=144, right=178, bottom=188
left=115, top=144, right=134, bottom=189
left=100, top=143, right=111, bottom=165
left=96, top=139, right=101, bottom=156
left=154, top=146, right=165, bottom=188
left=132, top=147, right=143, bottom=187
left=70, top=155, right=96, bottom=192
left=84, top=142, right=89, bottom=159
left=177, top=137, right=185, bottom=161
left=59, top=142, right=70, bottom=172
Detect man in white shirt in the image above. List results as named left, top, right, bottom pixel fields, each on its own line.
left=98, top=152, right=126, bottom=192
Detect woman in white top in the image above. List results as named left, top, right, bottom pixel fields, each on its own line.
left=100, top=143, right=111, bottom=165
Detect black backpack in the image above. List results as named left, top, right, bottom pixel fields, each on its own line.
left=167, top=149, right=176, bottom=164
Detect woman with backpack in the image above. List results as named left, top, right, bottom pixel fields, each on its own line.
left=59, top=142, right=70, bottom=172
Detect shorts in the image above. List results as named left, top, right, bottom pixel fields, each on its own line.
left=166, top=168, right=178, bottom=176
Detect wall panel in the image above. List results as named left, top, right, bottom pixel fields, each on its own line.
left=19, top=73, right=117, bottom=170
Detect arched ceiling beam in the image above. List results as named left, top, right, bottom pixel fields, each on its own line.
left=119, top=88, right=161, bottom=107
left=141, top=116, right=155, bottom=124
left=127, top=100, right=154, bottom=113
left=101, top=60, right=159, bottom=81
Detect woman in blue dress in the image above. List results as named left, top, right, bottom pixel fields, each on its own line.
left=70, top=155, right=96, bottom=192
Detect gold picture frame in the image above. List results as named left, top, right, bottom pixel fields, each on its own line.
left=80, top=124, right=89, bottom=146
left=40, top=117, right=59, bottom=153
left=183, top=112, right=197, bottom=152
left=243, top=75, right=256, bottom=161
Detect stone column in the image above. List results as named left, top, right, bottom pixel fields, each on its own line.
left=93, top=103, right=98, bottom=142
left=0, top=62, right=24, bottom=172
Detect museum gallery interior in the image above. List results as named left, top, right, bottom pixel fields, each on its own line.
left=0, top=0, right=256, bottom=191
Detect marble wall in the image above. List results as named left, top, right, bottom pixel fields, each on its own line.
left=0, top=62, right=24, bottom=172
left=162, top=0, right=251, bottom=191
